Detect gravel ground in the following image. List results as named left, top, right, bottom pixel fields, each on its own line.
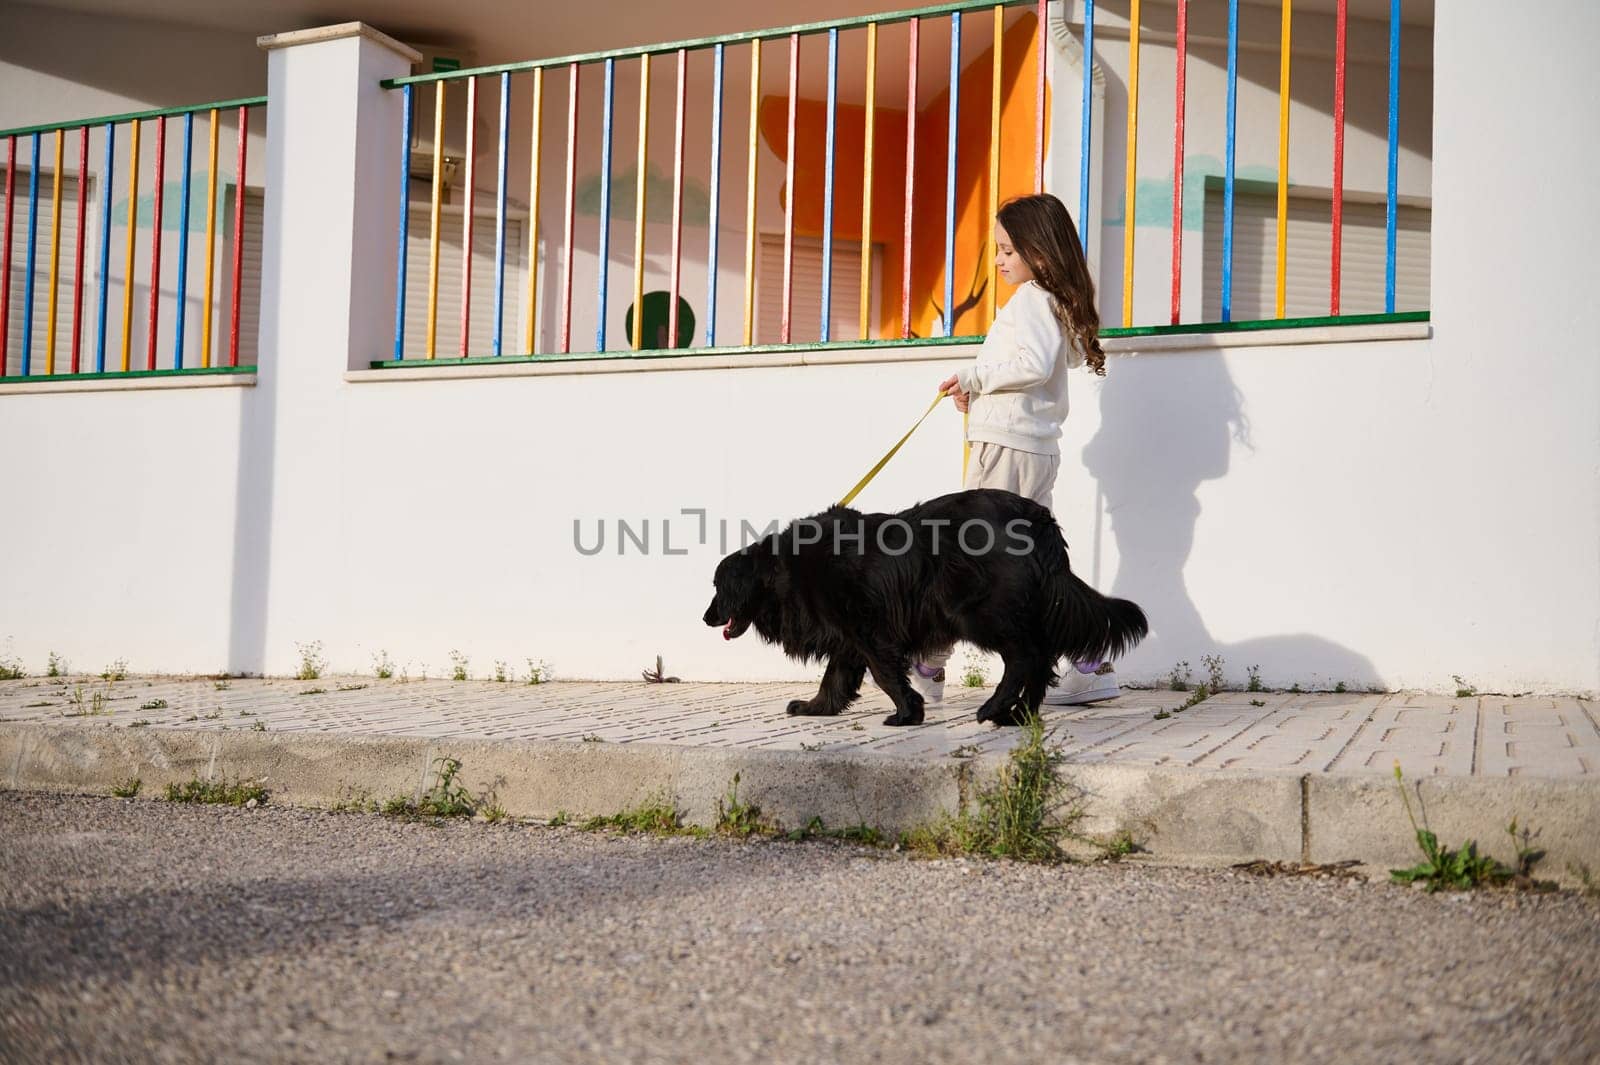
left=1, top=792, right=1597, bottom=1065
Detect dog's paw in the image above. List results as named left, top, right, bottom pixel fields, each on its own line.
left=882, top=705, right=926, bottom=727
left=787, top=699, right=841, bottom=717
left=979, top=697, right=1031, bottom=727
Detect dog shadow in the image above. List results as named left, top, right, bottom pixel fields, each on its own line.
left=1080, top=353, right=1382, bottom=691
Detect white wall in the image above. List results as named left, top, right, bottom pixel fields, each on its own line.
left=0, top=3, right=1596, bottom=696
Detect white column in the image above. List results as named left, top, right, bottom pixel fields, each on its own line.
left=229, top=24, right=419, bottom=675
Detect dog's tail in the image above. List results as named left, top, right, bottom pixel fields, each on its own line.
left=1039, top=533, right=1149, bottom=666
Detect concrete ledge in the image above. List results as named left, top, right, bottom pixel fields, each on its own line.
left=1307, top=774, right=1600, bottom=882
left=3, top=722, right=1594, bottom=885
left=1070, top=765, right=1306, bottom=865
left=0, top=372, right=257, bottom=395
left=345, top=323, right=1430, bottom=384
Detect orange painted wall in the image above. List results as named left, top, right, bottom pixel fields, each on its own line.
left=758, top=12, right=1049, bottom=339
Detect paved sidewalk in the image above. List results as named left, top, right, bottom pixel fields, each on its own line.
left=2, top=676, right=1597, bottom=882
left=1, top=675, right=1595, bottom=778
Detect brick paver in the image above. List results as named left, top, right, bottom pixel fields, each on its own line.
left=0, top=675, right=1594, bottom=779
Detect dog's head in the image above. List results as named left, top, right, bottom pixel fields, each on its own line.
left=702, top=541, right=774, bottom=641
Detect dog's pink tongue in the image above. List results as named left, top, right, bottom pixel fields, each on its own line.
left=723, top=620, right=733, bottom=640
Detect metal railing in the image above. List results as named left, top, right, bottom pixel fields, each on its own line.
left=0, top=97, right=265, bottom=381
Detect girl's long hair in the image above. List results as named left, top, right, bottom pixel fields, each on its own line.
left=996, top=194, right=1106, bottom=375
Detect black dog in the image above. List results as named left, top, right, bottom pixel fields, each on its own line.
left=702, top=489, right=1147, bottom=726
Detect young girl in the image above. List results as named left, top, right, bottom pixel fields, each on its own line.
left=921, top=192, right=1119, bottom=707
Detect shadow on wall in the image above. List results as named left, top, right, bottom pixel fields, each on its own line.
left=1083, top=352, right=1382, bottom=690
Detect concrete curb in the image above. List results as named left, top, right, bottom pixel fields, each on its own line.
left=3, top=723, right=1596, bottom=885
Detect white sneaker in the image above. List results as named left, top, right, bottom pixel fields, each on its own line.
left=909, top=663, right=946, bottom=705
left=1044, top=663, right=1120, bottom=706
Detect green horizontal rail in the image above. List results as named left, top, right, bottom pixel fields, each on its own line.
left=0, top=97, right=268, bottom=141
left=382, top=0, right=1036, bottom=87
left=1103, top=310, right=1429, bottom=339
left=372, top=334, right=982, bottom=368
left=0, top=366, right=257, bottom=386
left=370, top=312, right=1429, bottom=369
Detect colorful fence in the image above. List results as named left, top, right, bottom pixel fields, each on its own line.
left=0, top=98, right=265, bottom=382
left=378, top=0, right=1421, bottom=367
left=382, top=0, right=1050, bottom=364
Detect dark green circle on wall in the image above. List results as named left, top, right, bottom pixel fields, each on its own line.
left=623, top=291, right=697, bottom=350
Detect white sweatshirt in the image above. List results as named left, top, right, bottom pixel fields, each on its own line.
left=953, top=280, right=1083, bottom=456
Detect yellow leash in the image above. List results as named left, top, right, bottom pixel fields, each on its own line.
left=839, top=389, right=960, bottom=507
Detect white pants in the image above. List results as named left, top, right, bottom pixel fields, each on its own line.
left=962, top=440, right=1060, bottom=510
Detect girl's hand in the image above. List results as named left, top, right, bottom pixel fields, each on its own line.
left=938, top=374, right=971, bottom=412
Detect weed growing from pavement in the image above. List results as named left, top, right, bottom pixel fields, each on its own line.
left=139, top=699, right=167, bottom=710
left=641, top=655, right=680, bottom=683
left=299, top=687, right=327, bottom=696
left=1250, top=699, right=1266, bottom=707
left=1246, top=665, right=1262, bottom=692
left=1389, top=765, right=1552, bottom=892
left=1094, top=830, right=1140, bottom=862
left=213, top=679, right=231, bottom=691
left=372, top=650, right=395, bottom=679
left=46, top=652, right=64, bottom=678
left=250, top=720, right=267, bottom=732
left=1167, top=661, right=1192, bottom=692
left=716, top=772, right=773, bottom=837
left=65, top=684, right=111, bottom=717
left=1201, top=654, right=1226, bottom=692
left=960, top=654, right=988, bottom=688
left=1334, top=681, right=1348, bottom=693
left=381, top=757, right=479, bottom=821
left=1569, top=863, right=1600, bottom=899
left=492, top=660, right=510, bottom=683
left=101, top=659, right=128, bottom=682
left=1452, top=674, right=1477, bottom=698
left=329, top=786, right=379, bottom=814
left=449, top=650, right=470, bottom=681
left=165, top=777, right=268, bottom=806
left=295, top=641, right=325, bottom=681
left=525, top=659, right=552, bottom=684
left=582, top=796, right=701, bottom=837
left=111, top=777, right=142, bottom=798
left=899, top=715, right=1082, bottom=863
left=1172, top=684, right=1211, bottom=714
left=0, top=639, right=26, bottom=681
left=799, top=741, right=824, bottom=752
left=785, top=817, right=886, bottom=846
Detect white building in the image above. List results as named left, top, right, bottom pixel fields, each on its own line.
left=1, top=0, right=1595, bottom=696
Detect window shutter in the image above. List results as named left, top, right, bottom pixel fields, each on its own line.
left=219, top=185, right=265, bottom=368
left=757, top=233, right=877, bottom=345
left=1202, top=185, right=1429, bottom=321
left=402, top=203, right=527, bottom=359
left=3, top=171, right=86, bottom=375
